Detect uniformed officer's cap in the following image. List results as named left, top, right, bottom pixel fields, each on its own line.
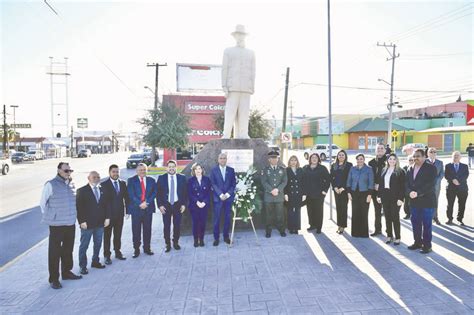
left=268, top=151, right=279, bottom=157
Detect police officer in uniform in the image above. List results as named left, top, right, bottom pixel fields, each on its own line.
left=261, top=151, right=288, bottom=238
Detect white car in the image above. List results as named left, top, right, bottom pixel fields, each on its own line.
left=304, top=144, right=341, bottom=161
left=25, top=150, right=45, bottom=161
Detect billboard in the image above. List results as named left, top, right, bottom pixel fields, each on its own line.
left=176, top=63, right=222, bottom=92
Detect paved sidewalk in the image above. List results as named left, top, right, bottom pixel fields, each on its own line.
left=0, top=202, right=473, bottom=314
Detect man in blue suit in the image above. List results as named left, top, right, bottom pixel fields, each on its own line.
left=127, top=163, right=156, bottom=258
left=406, top=149, right=437, bottom=254
left=426, top=147, right=444, bottom=225
left=157, top=160, right=187, bottom=252
left=210, top=153, right=236, bottom=246
left=445, top=151, right=469, bottom=226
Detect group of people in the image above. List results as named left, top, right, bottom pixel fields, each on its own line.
left=40, top=146, right=469, bottom=290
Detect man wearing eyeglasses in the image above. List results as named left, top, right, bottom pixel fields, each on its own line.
left=406, top=149, right=437, bottom=254
left=426, top=148, right=444, bottom=225
left=40, top=162, right=82, bottom=289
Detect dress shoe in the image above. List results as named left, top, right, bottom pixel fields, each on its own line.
left=316, top=229, right=321, bottom=234
left=132, top=249, right=140, bottom=258
left=80, top=267, right=89, bottom=275
left=144, top=249, right=155, bottom=255
left=370, top=231, right=381, bottom=237
left=199, top=239, right=205, bottom=247
left=307, top=226, right=316, bottom=231
left=433, top=217, right=441, bottom=225
left=280, top=231, right=287, bottom=237
left=105, top=257, right=112, bottom=265
left=115, top=252, right=126, bottom=260
left=446, top=220, right=453, bottom=225
left=91, top=261, right=106, bottom=269
left=385, top=237, right=393, bottom=244
left=50, top=280, right=62, bottom=289
left=224, top=238, right=231, bottom=244
left=394, top=239, right=401, bottom=246
left=165, top=245, right=171, bottom=252
left=194, top=240, right=199, bottom=247
left=62, top=271, right=82, bottom=280
left=403, top=214, right=410, bottom=220
left=420, top=247, right=432, bottom=254
left=173, top=244, right=181, bottom=250
left=458, top=220, right=465, bottom=226
left=265, top=231, right=271, bottom=238
left=213, top=240, right=219, bottom=246
left=408, top=243, right=422, bottom=250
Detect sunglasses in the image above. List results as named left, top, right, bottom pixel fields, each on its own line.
left=429, top=151, right=436, bottom=153
left=409, top=159, right=414, bottom=162
left=62, top=169, right=74, bottom=173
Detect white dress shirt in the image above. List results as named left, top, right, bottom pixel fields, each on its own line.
left=168, top=174, right=178, bottom=203
left=384, top=168, right=394, bottom=189
left=220, top=166, right=226, bottom=180
left=111, top=178, right=120, bottom=192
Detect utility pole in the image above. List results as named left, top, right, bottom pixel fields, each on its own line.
left=2, top=105, right=7, bottom=154
left=280, top=67, right=290, bottom=159
left=10, top=105, right=19, bottom=150
left=147, top=62, right=167, bottom=165
left=327, top=0, right=334, bottom=220
left=70, top=126, right=74, bottom=157
left=377, top=42, right=399, bottom=148
left=289, top=101, right=294, bottom=149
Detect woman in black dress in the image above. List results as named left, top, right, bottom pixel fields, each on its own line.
left=347, top=154, right=374, bottom=238
left=330, top=150, right=353, bottom=234
left=284, top=155, right=306, bottom=234
left=303, top=153, right=330, bottom=234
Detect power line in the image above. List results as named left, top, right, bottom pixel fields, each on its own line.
left=293, top=82, right=473, bottom=93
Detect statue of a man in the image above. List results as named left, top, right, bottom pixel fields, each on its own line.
left=221, top=24, right=256, bottom=139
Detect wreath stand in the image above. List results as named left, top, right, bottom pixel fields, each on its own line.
left=229, top=207, right=259, bottom=247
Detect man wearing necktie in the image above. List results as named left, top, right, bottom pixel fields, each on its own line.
left=157, top=160, right=187, bottom=252
left=102, top=164, right=129, bottom=264
left=426, top=148, right=444, bottom=225
left=210, top=153, right=237, bottom=246
left=76, top=171, right=111, bottom=275
left=127, top=163, right=157, bottom=258
left=444, top=151, right=469, bottom=226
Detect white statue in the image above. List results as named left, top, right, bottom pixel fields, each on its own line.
left=221, top=24, right=256, bottom=139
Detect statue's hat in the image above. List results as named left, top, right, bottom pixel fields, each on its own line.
left=231, top=24, right=248, bottom=36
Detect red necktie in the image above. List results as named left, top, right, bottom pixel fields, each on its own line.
left=140, top=177, right=146, bottom=202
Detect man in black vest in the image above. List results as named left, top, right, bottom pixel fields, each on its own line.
left=102, top=164, right=129, bottom=264
left=77, top=171, right=111, bottom=275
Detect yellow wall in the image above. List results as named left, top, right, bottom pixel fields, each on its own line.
left=333, top=134, right=349, bottom=149
left=461, top=132, right=474, bottom=150
left=412, top=133, right=428, bottom=145
left=303, top=137, right=314, bottom=148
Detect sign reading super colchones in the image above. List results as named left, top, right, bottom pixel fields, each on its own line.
left=184, top=101, right=225, bottom=114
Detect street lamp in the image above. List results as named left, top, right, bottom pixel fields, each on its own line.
left=144, top=86, right=156, bottom=97
left=10, top=105, right=19, bottom=150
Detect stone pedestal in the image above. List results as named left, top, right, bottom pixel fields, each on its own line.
left=179, top=138, right=277, bottom=235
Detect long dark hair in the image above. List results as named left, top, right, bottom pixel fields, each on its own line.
left=332, top=150, right=348, bottom=170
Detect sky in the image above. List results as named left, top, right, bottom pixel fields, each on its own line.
left=1, top=0, right=473, bottom=137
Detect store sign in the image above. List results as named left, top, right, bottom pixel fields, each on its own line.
left=185, top=101, right=225, bottom=114
left=191, top=129, right=222, bottom=136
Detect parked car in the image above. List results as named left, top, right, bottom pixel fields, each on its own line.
left=25, top=150, right=45, bottom=161
left=11, top=152, right=26, bottom=163
left=77, top=149, right=92, bottom=158
left=126, top=153, right=151, bottom=169
left=143, top=148, right=159, bottom=160
left=304, top=144, right=340, bottom=161
left=176, top=148, right=192, bottom=160
left=1, top=152, right=11, bottom=175
left=402, top=143, right=426, bottom=156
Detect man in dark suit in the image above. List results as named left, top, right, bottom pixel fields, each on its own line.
left=445, top=151, right=469, bottom=226
left=406, top=149, right=437, bottom=254
left=157, top=160, right=187, bottom=252
left=102, top=164, right=129, bottom=264
left=426, top=148, right=444, bottom=225
left=76, top=171, right=111, bottom=275
left=209, top=153, right=236, bottom=246
left=127, top=163, right=157, bottom=258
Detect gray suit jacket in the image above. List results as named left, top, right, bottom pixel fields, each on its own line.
left=426, top=159, right=444, bottom=188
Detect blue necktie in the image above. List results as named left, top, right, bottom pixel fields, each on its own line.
left=93, top=186, right=100, bottom=203
left=113, top=181, right=119, bottom=194
left=170, top=175, right=175, bottom=205
left=455, top=164, right=459, bottom=173
left=221, top=167, right=226, bottom=181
